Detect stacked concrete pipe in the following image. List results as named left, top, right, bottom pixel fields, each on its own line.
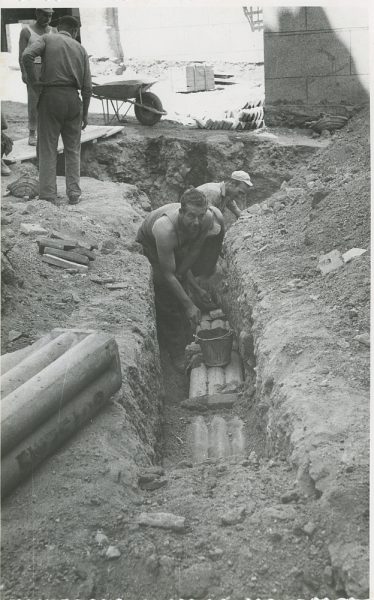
left=188, top=314, right=245, bottom=462
left=1, top=328, right=122, bottom=497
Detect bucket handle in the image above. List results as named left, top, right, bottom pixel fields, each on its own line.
left=195, top=329, right=233, bottom=343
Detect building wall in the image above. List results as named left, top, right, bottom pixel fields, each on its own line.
left=80, top=6, right=263, bottom=63
left=263, top=6, right=369, bottom=109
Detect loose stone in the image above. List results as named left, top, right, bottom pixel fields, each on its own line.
left=220, top=507, right=246, bottom=526
left=105, top=545, right=121, bottom=559
left=137, top=512, right=186, bottom=532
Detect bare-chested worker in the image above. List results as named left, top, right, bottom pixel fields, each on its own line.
left=136, top=188, right=224, bottom=371
left=19, top=8, right=55, bottom=146
left=197, top=170, right=253, bottom=219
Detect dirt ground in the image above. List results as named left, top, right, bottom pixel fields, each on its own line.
left=0, top=98, right=370, bottom=600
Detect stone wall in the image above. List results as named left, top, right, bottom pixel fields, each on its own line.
left=263, top=6, right=369, bottom=124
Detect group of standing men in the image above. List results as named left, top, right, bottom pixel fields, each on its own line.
left=19, top=9, right=92, bottom=204
left=15, top=8, right=254, bottom=369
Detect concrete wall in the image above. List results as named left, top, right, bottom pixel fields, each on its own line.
left=263, top=6, right=369, bottom=109
left=80, top=6, right=263, bottom=63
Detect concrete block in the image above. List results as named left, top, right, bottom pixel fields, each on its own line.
left=265, top=31, right=350, bottom=78
left=1, top=332, right=121, bottom=455
left=42, top=254, right=88, bottom=273
left=44, top=247, right=90, bottom=266
left=265, top=77, right=307, bottom=104
left=1, top=367, right=121, bottom=498
left=307, top=74, right=369, bottom=104
left=20, top=223, right=48, bottom=236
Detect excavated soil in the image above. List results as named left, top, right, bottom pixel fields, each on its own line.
left=0, top=101, right=370, bottom=600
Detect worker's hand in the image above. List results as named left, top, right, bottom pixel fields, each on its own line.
left=186, top=304, right=201, bottom=330
left=196, top=288, right=212, bottom=305
left=21, top=73, right=28, bottom=84
left=81, top=116, right=88, bottom=130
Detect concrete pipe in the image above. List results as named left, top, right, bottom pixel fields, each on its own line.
left=224, top=351, right=243, bottom=386
left=209, top=415, right=230, bottom=459
left=1, top=331, right=60, bottom=376
left=207, top=366, right=225, bottom=396
left=228, top=416, right=246, bottom=456
left=1, top=328, right=92, bottom=376
left=1, top=331, right=80, bottom=398
left=1, top=368, right=122, bottom=498
left=1, top=333, right=121, bottom=456
left=190, top=416, right=209, bottom=463
left=189, top=364, right=208, bottom=399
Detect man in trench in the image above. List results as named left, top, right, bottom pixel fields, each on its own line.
left=136, top=188, right=225, bottom=371
left=197, top=170, right=253, bottom=219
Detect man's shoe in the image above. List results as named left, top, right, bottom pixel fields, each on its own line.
left=68, top=195, right=81, bottom=205
left=1, top=159, right=11, bottom=176
left=28, top=132, right=37, bottom=146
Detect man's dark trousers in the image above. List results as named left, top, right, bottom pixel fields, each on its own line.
left=37, top=86, right=82, bottom=200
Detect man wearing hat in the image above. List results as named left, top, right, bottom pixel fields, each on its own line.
left=136, top=188, right=224, bottom=371
left=19, top=8, right=55, bottom=146
left=197, top=170, right=253, bottom=219
left=22, top=15, right=92, bottom=205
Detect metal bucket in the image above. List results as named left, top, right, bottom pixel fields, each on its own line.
left=195, top=327, right=233, bottom=367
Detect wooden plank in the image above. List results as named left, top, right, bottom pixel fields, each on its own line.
left=7, top=125, right=124, bottom=163
left=43, top=247, right=90, bottom=265
left=37, top=237, right=77, bottom=254
left=42, top=254, right=88, bottom=273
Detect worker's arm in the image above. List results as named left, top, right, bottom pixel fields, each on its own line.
left=22, top=37, right=46, bottom=85
left=19, top=27, right=31, bottom=83
left=227, top=198, right=242, bottom=219
left=81, top=49, right=92, bottom=130
left=153, top=219, right=201, bottom=328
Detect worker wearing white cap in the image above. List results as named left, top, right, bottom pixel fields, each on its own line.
left=19, top=8, right=55, bottom=146
left=197, top=170, right=253, bottom=219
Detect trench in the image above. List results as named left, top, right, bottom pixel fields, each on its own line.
left=78, top=127, right=363, bottom=599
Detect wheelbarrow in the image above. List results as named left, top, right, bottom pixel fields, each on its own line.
left=92, top=78, right=167, bottom=126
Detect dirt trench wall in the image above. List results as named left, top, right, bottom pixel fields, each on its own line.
left=1, top=180, right=165, bottom=599
left=214, top=209, right=369, bottom=596
left=80, top=130, right=315, bottom=209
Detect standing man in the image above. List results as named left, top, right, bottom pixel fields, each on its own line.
left=136, top=188, right=224, bottom=371
left=22, top=15, right=92, bottom=205
left=19, top=8, right=55, bottom=146
left=197, top=170, right=253, bottom=219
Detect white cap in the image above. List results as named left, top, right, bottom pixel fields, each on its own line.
left=231, top=170, right=253, bottom=187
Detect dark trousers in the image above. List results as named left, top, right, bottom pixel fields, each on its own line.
left=37, top=87, right=82, bottom=200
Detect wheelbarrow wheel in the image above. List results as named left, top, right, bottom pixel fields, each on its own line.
left=135, top=92, right=163, bottom=126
